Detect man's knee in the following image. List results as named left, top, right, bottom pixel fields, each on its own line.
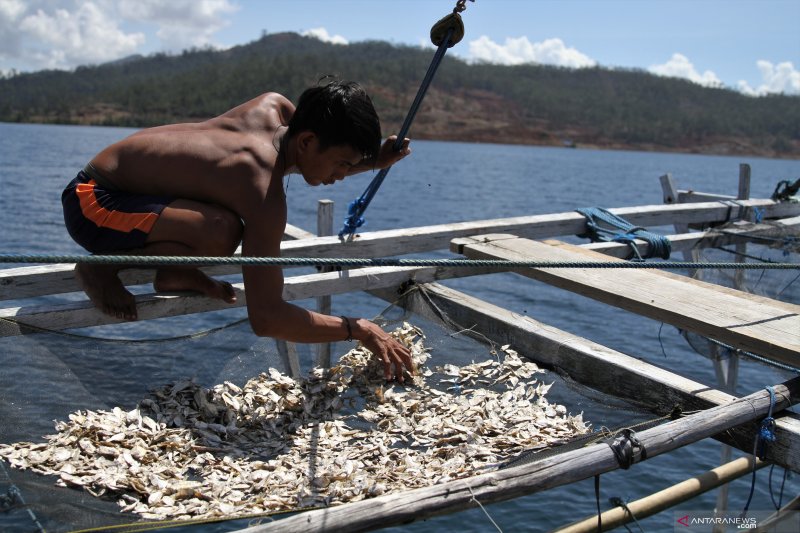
left=204, top=207, right=243, bottom=255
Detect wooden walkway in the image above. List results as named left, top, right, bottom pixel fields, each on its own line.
left=453, top=235, right=800, bottom=369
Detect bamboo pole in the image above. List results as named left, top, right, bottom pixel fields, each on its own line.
left=553, top=456, right=766, bottom=532
left=237, top=378, right=799, bottom=533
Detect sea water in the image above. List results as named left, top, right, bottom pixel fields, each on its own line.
left=1, top=122, right=799, bottom=532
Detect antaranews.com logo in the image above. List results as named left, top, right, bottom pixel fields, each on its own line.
left=675, top=511, right=800, bottom=532
left=675, top=514, right=757, bottom=529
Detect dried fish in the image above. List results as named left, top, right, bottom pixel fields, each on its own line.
left=0, top=323, right=589, bottom=521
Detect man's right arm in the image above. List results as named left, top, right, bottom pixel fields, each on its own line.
left=240, top=209, right=414, bottom=382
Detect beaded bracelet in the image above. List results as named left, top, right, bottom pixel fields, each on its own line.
left=340, top=316, right=353, bottom=341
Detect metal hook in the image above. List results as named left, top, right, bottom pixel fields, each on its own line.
left=454, top=0, right=474, bottom=14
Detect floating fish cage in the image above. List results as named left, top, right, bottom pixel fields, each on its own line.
left=1, top=165, right=799, bottom=532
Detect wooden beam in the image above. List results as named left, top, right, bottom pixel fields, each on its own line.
left=453, top=235, right=800, bottom=367
left=3, top=200, right=799, bottom=301
left=677, top=191, right=738, bottom=203
left=3, top=216, right=797, bottom=335
left=582, top=216, right=800, bottom=260
left=232, top=379, right=800, bottom=533
left=3, top=213, right=798, bottom=305
left=369, top=282, right=800, bottom=472
left=0, top=264, right=493, bottom=336
left=0, top=225, right=314, bottom=301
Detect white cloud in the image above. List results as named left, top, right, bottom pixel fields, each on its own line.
left=117, top=0, right=237, bottom=51
left=15, top=2, right=144, bottom=69
left=0, top=0, right=26, bottom=59
left=737, top=60, right=800, bottom=96
left=468, top=35, right=596, bottom=68
left=0, top=0, right=241, bottom=72
left=648, top=53, right=722, bottom=88
left=302, top=27, right=348, bottom=45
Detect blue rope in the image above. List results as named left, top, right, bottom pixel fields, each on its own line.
left=757, top=386, right=778, bottom=460
left=740, top=386, right=778, bottom=519
left=576, top=207, right=671, bottom=260
left=339, top=26, right=457, bottom=240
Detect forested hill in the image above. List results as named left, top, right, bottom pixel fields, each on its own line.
left=1, top=32, right=798, bottom=158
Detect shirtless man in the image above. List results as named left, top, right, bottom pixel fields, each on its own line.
left=61, top=81, right=414, bottom=381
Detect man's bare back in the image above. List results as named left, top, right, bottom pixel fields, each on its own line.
left=91, top=92, right=291, bottom=209
left=62, top=82, right=415, bottom=381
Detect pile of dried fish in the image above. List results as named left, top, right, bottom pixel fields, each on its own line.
left=0, top=323, right=589, bottom=521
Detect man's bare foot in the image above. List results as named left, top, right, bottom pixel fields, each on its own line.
left=154, top=268, right=237, bottom=303
left=75, top=263, right=138, bottom=320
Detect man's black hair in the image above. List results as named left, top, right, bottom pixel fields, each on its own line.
left=288, top=80, right=382, bottom=163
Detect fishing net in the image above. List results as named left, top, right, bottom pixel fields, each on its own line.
left=679, top=220, right=800, bottom=368
left=0, top=286, right=661, bottom=532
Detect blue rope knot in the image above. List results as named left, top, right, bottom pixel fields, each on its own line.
left=339, top=198, right=367, bottom=239
left=757, top=385, right=778, bottom=460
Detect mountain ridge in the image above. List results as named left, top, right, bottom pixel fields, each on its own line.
left=1, top=32, right=798, bottom=159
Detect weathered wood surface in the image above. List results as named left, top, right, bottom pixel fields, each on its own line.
left=3, top=200, right=799, bottom=301
left=240, top=378, right=800, bottom=533
left=583, top=215, right=800, bottom=260
left=0, top=224, right=314, bottom=301
left=3, top=215, right=798, bottom=335
left=0, top=264, right=492, bottom=336
left=453, top=235, right=800, bottom=367
left=369, top=282, right=800, bottom=472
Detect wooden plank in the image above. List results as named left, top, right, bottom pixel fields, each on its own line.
left=280, top=199, right=799, bottom=258
left=234, top=379, right=800, bottom=533
left=2, top=217, right=796, bottom=331
left=0, top=264, right=493, bottom=335
left=0, top=225, right=315, bottom=301
left=283, top=223, right=316, bottom=240
left=677, top=191, right=738, bottom=203
left=454, top=235, right=800, bottom=367
left=4, top=203, right=799, bottom=302
left=582, top=215, right=800, bottom=261
left=369, top=282, right=800, bottom=471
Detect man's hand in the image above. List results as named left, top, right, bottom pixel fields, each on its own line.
left=353, top=318, right=415, bottom=382
left=375, top=135, right=411, bottom=170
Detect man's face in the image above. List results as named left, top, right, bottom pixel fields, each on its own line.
left=299, top=137, right=363, bottom=187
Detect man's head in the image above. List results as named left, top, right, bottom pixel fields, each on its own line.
left=288, top=80, right=382, bottom=165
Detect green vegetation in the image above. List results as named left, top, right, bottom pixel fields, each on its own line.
left=1, top=33, right=798, bottom=157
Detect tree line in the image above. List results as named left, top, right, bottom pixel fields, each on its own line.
left=1, top=32, right=798, bottom=157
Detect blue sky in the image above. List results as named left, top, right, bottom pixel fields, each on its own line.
left=1, top=0, right=798, bottom=96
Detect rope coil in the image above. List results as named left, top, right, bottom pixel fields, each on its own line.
left=576, top=207, right=671, bottom=260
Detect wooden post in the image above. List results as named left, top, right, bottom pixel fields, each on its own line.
left=660, top=173, right=700, bottom=275
left=275, top=339, right=301, bottom=378
left=714, top=163, right=750, bottom=530
left=316, top=200, right=334, bottom=369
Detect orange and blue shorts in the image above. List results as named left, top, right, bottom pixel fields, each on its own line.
left=61, top=168, right=174, bottom=253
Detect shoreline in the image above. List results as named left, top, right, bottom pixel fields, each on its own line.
left=2, top=119, right=799, bottom=161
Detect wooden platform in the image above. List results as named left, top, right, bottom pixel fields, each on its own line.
left=2, top=186, right=800, bottom=532
left=453, top=234, right=800, bottom=368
